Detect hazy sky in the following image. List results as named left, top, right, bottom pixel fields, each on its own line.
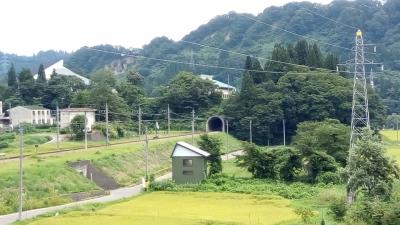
left=0, top=0, right=333, bottom=56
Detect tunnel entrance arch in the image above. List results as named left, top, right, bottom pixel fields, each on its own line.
left=206, top=116, right=225, bottom=132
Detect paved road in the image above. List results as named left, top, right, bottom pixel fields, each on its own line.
left=0, top=150, right=243, bottom=225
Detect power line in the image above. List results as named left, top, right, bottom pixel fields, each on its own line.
left=297, top=5, right=359, bottom=30
left=180, top=40, right=337, bottom=73
left=85, top=47, right=337, bottom=75
left=238, top=14, right=375, bottom=54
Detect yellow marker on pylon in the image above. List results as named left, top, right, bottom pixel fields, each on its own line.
left=356, top=29, right=362, bottom=37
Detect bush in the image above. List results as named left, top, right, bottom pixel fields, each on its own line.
left=294, top=207, right=315, bottom=224
left=149, top=180, right=176, bottom=191
left=24, top=136, right=51, bottom=145
left=19, top=123, right=35, bottom=133
left=329, top=199, right=347, bottom=221
left=0, top=133, right=15, bottom=142
left=316, top=171, right=342, bottom=185
left=0, top=142, right=9, bottom=149
left=60, top=127, right=71, bottom=134
left=345, top=200, right=400, bottom=225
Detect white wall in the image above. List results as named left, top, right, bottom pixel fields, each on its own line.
left=9, top=107, right=53, bottom=126
left=60, top=111, right=95, bottom=131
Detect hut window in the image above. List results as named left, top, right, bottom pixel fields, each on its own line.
left=183, top=170, right=193, bottom=175
left=183, top=159, right=193, bottom=167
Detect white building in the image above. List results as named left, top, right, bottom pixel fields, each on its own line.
left=8, top=106, right=54, bottom=126
left=60, top=108, right=96, bottom=131
left=200, top=74, right=236, bottom=99
left=34, top=60, right=91, bottom=85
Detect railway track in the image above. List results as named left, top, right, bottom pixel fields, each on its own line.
left=0, top=132, right=203, bottom=161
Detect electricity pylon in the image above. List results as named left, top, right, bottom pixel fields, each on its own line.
left=349, top=29, right=370, bottom=148
left=339, top=29, right=383, bottom=204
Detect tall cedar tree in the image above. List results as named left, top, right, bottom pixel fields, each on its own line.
left=7, top=64, right=17, bottom=87
left=37, top=64, right=47, bottom=83
left=197, top=134, right=222, bottom=176
left=267, top=43, right=291, bottom=83
left=251, top=58, right=264, bottom=84
left=295, top=40, right=309, bottom=65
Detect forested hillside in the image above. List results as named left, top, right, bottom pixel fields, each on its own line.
left=2, top=0, right=400, bottom=104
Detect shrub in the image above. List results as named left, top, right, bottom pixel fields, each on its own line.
left=0, top=142, right=9, bottom=149
left=19, top=123, right=35, bottom=133
left=316, top=171, right=342, bottom=185
left=70, top=115, right=85, bottom=140
left=60, top=127, right=71, bottom=134
left=24, top=136, right=51, bottom=145
left=149, top=180, right=176, bottom=191
left=294, top=207, right=315, bottom=224
left=329, top=198, right=347, bottom=221
left=0, top=133, right=15, bottom=142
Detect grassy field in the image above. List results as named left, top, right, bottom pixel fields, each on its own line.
left=0, top=130, right=195, bottom=157
left=0, top=132, right=243, bottom=215
left=19, top=192, right=298, bottom=225
left=380, top=129, right=400, bottom=164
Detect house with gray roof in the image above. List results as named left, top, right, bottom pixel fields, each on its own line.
left=171, top=141, right=210, bottom=184
left=200, top=74, right=236, bottom=99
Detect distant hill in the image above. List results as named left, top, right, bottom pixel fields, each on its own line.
left=2, top=0, right=400, bottom=89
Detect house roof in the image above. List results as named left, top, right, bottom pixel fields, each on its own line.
left=60, top=108, right=96, bottom=112
left=199, top=74, right=236, bottom=91
left=171, top=141, right=210, bottom=157
left=8, top=105, right=49, bottom=111
left=34, top=60, right=91, bottom=85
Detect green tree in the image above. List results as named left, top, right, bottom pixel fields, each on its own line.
left=158, top=71, right=221, bottom=113
left=346, top=129, right=400, bottom=201
left=88, top=70, right=129, bottom=121
left=18, top=68, right=34, bottom=83
left=293, top=119, right=350, bottom=166
left=294, top=40, right=309, bottom=65
left=126, top=70, right=144, bottom=86
left=324, top=53, right=339, bottom=71
left=7, top=64, right=17, bottom=87
left=37, top=64, right=47, bottom=83
left=197, top=134, right=222, bottom=176
left=307, top=43, right=323, bottom=68
left=237, top=144, right=301, bottom=181
left=266, top=43, right=291, bottom=83
left=70, top=115, right=86, bottom=140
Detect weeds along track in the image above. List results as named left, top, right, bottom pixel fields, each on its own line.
left=0, top=132, right=203, bottom=162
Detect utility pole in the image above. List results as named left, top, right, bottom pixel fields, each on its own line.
left=226, top=120, right=229, bottom=159
left=249, top=120, right=252, bottom=144
left=84, top=111, right=88, bottom=151
left=192, top=108, right=195, bottom=144
left=144, top=124, right=149, bottom=181
left=56, top=104, right=60, bottom=150
left=397, top=115, right=399, bottom=144
left=283, top=119, right=286, bottom=147
left=138, top=105, right=142, bottom=141
left=167, top=104, right=170, bottom=137
left=18, top=126, right=24, bottom=221
left=105, top=103, right=109, bottom=146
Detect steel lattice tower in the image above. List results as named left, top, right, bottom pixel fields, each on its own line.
left=349, top=30, right=370, bottom=148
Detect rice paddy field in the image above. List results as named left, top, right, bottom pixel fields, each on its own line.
left=380, top=129, right=400, bottom=164
left=19, top=192, right=298, bottom=225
